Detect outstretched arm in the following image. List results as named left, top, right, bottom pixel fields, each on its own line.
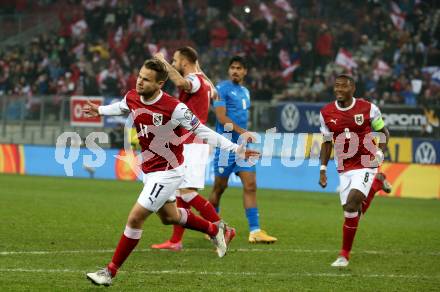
left=192, top=123, right=238, bottom=152
left=172, top=102, right=259, bottom=159
left=192, top=123, right=259, bottom=159
left=83, top=99, right=129, bottom=117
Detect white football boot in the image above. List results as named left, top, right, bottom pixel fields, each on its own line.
left=210, top=221, right=227, bottom=258
left=331, top=256, right=349, bottom=267
left=86, top=267, right=112, bottom=286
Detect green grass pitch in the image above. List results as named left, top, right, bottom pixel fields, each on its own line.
left=0, top=174, right=439, bottom=291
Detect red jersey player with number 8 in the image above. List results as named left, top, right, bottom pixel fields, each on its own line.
left=319, top=74, right=392, bottom=268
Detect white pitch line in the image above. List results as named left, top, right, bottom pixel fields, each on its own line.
left=1, top=248, right=439, bottom=256
left=0, top=268, right=438, bottom=280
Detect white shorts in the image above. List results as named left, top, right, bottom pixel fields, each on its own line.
left=178, top=143, right=210, bottom=190
left=338, top=168, right=378, bottom=205
left=137, top=165, right=184, bottom=212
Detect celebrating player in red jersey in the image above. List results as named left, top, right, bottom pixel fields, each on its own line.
left=83, top=59, right=259, bottom=286
left=319, top=74, right=392, bottom=268
left=150, top=47, right=235, bottom=251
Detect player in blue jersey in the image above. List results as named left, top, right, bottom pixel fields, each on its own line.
left=209, top=56, right=277, bottom=243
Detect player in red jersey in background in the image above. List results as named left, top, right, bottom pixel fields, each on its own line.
left=151, top=47, right=236, bottom=251
left=83, top=59, right=258, bottom=286
left=319, top=74, right=392, bottom=267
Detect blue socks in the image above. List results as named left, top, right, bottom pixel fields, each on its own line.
left=245, top=207, right=260, bottom=232
left=216, top=206, right=260, bottom=232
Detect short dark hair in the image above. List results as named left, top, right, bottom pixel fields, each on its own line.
left=143, top=59, right=168, bottom=82
left=336, top=74, right=355, bottom=85
left=229, top=56, right=247, bottom=69
left=176, top=46, right=198, bottom=63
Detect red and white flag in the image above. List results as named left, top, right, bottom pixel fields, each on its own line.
left=335, top=48, right=357, bottom=71
left=281, top=60, right=300, bottom=80
left=159, top=47, right=168, bottom=60
left=229, top=14, right=246, bottom=32
left=259, top=3, right=273, bottom=24
left=147, top=43, right=159, bottom=56
left=390, top=1, right=405, bottom=30
left=113, top=26, right=123, bottom=43
left=274, top=0, right=294, bottom=13
left=72, top=42, right=85, bottom=57
left=135, top=14, right=154, bottom=30
left=278, top=49, right=300, bottom=80
left=71, top=19, right=87, bottom=37
left=278, top=49, right=291, bottom=68
left=373, top=59, right=391, bottom=80
left=148, top=43, right=168, bottom=59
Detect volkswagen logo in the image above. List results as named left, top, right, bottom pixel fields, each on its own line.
left=281, top=103, right=300, bottom=132
left=415, top=142, right=437, bottom=164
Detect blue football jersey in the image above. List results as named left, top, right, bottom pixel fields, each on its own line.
left=213, top=80, right=251, bottom=143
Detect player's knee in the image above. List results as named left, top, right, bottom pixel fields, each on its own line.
left=127, top=215, right=144, bottom=228
left=344, top=193, right=363, bottom=212
left=243, top=181, right=256, bottom=194
left=343, top=202, right=360, bottom=213
left=160, top=214, right=178, bottom=225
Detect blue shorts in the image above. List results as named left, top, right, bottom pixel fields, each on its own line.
left=213, top=148, right=256, bottom=178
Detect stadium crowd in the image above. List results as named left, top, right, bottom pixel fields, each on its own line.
left=0, top=0, right=439, bottom=106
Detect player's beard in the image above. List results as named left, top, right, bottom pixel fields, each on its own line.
left=335, top=91, right=348, bottom=102
left=137, top=87, right=157, bottom=99
left=173, top=63, right=183, bottom=75
left=335, top=94, right=345, bottom=102
left=231, top=75, right=242, bottom=83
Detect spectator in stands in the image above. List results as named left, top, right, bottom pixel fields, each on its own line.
left=310, top=75, right=326, bottom=101
left=315, top=24, right=333, bottom=71
left=0, top=0, right=438, bottom=107
left=401, top=83, right=417, bottom=106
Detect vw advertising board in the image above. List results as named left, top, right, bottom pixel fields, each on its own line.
left=412, top=139, right=440, bottom=164
left=277, top=103, right=323, bottom=133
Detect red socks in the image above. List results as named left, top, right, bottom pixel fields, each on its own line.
left=362, top=175, right=383, bottom=214
left=108, top=200, right=219, bottom=278
left=179, top=208, right=218, bottom=237
left=340, top=211, right=360, bottom=260
left=170, top=193, right=220, bottom=243
left=189, top=194, right=221, bottom=222
left=107, top=226, right=142, bottom=277
left=341, top=175, right=383, bottom=260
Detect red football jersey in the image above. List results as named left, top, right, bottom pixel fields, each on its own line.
left=125, top=89, right=185, bottom=173
left=179, top=73, right=211, bottom=143
left=320, top=98, right=382, bottom=173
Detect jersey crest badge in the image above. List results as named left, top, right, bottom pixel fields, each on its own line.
left=354, top=114, right=364, bottom=125
left=152, top=113, right=163, bottom=126
left=184, top=109, right=193, bottom=120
